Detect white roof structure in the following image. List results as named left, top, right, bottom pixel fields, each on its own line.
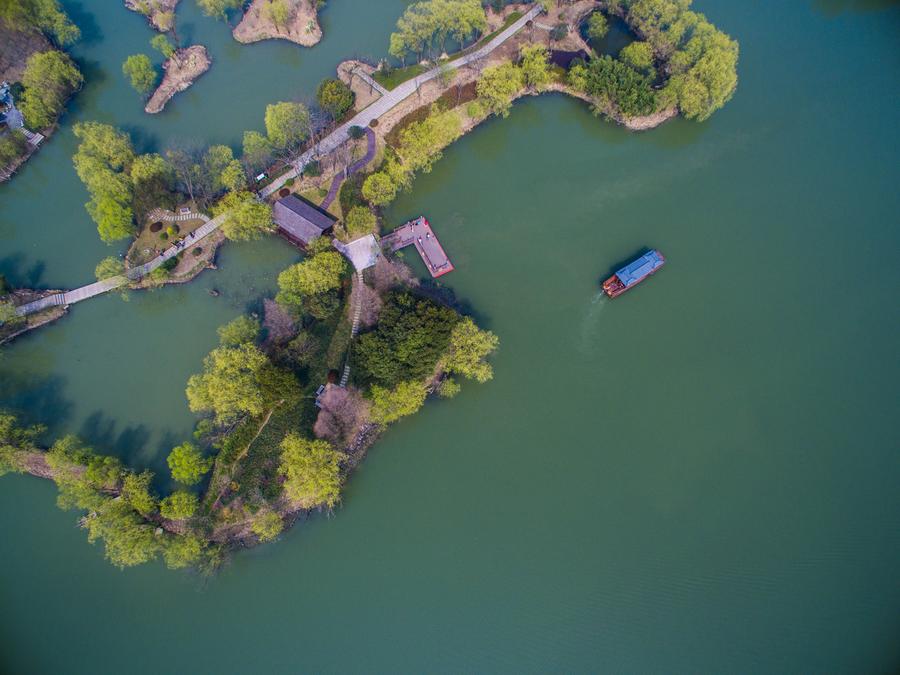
left=333, top=234, right=380, bottom=271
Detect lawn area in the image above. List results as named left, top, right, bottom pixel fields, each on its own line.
left=373, top=63, right=427, bottom=91
left=126, top=210, right=206, bottom=267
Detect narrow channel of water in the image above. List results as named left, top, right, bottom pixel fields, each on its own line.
left=1, top=1, right=898, bottom=672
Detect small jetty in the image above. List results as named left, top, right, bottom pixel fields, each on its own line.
left=382, top=216, right=454, bottom=278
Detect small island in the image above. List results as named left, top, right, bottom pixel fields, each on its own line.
left=144, top=45, right=211, bottom=114
left=233, top=0, right=323, bottom=47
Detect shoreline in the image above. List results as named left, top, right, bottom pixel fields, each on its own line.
left=232, top=0, right=323, bottom=47
left=145, top=46, right=211, bottom=114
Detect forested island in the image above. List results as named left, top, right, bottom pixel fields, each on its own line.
left=0, top=0, right=738, bottom=571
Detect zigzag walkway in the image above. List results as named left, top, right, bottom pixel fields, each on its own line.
left=15, top=209, right=222, bottom=316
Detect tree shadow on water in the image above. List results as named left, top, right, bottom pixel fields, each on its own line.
left=0, top=371, right=73, bottom=438
left=0, top=253, right=47, bottom=289
left=812, top=0, right=900, bottom=15
left=78, top=411, right=151, bottom=468
left=60, top=0, right=103, bottom=45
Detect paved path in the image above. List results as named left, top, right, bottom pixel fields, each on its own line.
left=319, top=127, right=377, bottom=211
left=352, top=67, right=389, bottom=97
left=260, top=5, right=542, bottom=199
left=15, top=209, right=223, bottom=316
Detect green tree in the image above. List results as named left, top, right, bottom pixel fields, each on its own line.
left=278, top=433, right=344, bottom=508
left=159, top=490, right=199, bottom=520
left=264, top=0, right=290, bottom=28
left=242, top=130, right=274, bottom=173
left=264, top=101, right=311, bottom=153
left=19, top=49, right=83, bottom=129
left=150, top=33, right=176, bottom=59
left=217, top=315, right=260, bottom=347
left=0, top=301, right=22, bottom=327
left=369, top=380, right=428, bottom=425
left=0, top=413, right=44, bottom=477
left=477, top=61, right=524, bottom=117
left=341, top=205, right=376, bottom=240
left=0, top=0, right=80, bottom=46
left=130, top=152, right=176, bottom=218
left=442, top=317, right=498, bottom=382
left=354, top=292, right=459, bottom=386
left=73, top=122, right=136, bottom=242
left=121, top=470, right=157, bottom=516
left=251, top=510, right=283, bottom=542
left=195, top=0, right=242, bottom=20
left=586, top=11, right=608, bottom=41
left=388, top=0, right=487, bottom=64
left=122, top=54, right=158, bottom=96
left=212, top=190, right=275, bottom=240
left=620, top=41, right=655, bottom=74
left=395, top=108, right=461, bottom=174
left=275, top=252, right=347, bottom=311
left=316, top=78, right=355, bottom=120
left=568, top=55, right=657, bottom=118
left=362, top=171, right=398, bottom=206
left=0, top=131, right=29, bottom=167
left=166, top=442, right=213, bottom=485
left=94, top=256, right=125, bottom=281
left=82, top=498, right=160, bottom=568
left=161, top=533, right=205, bottom=569
left=519, top=44, right=551, bottom=91
left=185, top=344, right=274, bottom=422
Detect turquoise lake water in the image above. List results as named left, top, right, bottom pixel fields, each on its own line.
left=1, top=1, right=899, bottom=672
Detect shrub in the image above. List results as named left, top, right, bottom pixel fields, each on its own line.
left=192, top=247, right=203, bottom=256
left=550, top=22, right=568, bottom=41
left=348, top=125, right=365, bottom=140
left=303, top=160, right=322, bottom=177
left=159, top=232, right=169, bottom=240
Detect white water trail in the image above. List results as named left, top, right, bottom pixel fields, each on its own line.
left=578, top=290, right=608, bottom=354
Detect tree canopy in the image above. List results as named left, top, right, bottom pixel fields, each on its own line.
left=122, top=54, right=158, bottom=96
left=278, top=433, right=344, bottom=509
left=94, top=256, right=125, bottom=282
left=587, top=11, right=609, bottom=41
left=354, top=292, right=459, bottom=387
left=195, top=0, right=242, bottom=21
left=212, top=190, right=275, bottom=240
left=150, top=33, right=176, bottom=59
left=519, top=44, right=552, bottom=91
left=19, top=49, right=83, bottom=129
left=166, top=442, right=213, bottom=485
left=0, top=0, right=80, bottom=45
left=185, top=343, right=276, bottom=423
left=264, top=101, right=311, bottom=153
left=368, top=381, right=428, bottom=425
left=476, top=61, right=524, bottom=117
left=442, top=316, right=499, bottom=382
left=276, top=251, right=347, bottom=312
left=72, top=122, right=136, bottom=242
left=568, top=55, right=657, bottom=118
left=389, top=0, right=487, bottom=64
left=218, top=315, right=260, bottom=347
left=316, top=78, right=355, bottom=120
left=159, top=490, right=199, bottom=520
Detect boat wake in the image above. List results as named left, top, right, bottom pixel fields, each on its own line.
left=578, top=291, right=608, bottom=354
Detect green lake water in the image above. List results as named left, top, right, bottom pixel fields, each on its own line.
left=1, top=1, right=899, bottom=672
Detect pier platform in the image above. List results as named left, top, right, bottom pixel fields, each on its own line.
left=381, top=216, right=454, bottom=278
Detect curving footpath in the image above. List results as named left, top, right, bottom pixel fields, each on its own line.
left=15, top=209, right=223, bottom=316
left=260, top=5, right=543, bottom=199
left=320, top=127, right=377, bottom=211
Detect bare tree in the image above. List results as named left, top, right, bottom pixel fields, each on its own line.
left=314, top=386, right=370, bottom=447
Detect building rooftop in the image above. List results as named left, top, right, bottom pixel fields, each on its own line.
left=273, top=194, right=336, bottom=246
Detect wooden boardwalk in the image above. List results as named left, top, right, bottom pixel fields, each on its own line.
left=382, top=216, right=454, bottom=278
left=15, top=209, right=223, bottom=316
left=260, top=5, right=542, bottom=199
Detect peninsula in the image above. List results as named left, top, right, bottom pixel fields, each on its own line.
left=0, top=0, right=738, bottom=572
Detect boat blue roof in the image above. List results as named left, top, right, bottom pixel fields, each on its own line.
left=616, top=250, right=665, bottom=286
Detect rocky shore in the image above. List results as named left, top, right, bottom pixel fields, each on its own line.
left=145, top=46, right=211, bottom=114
